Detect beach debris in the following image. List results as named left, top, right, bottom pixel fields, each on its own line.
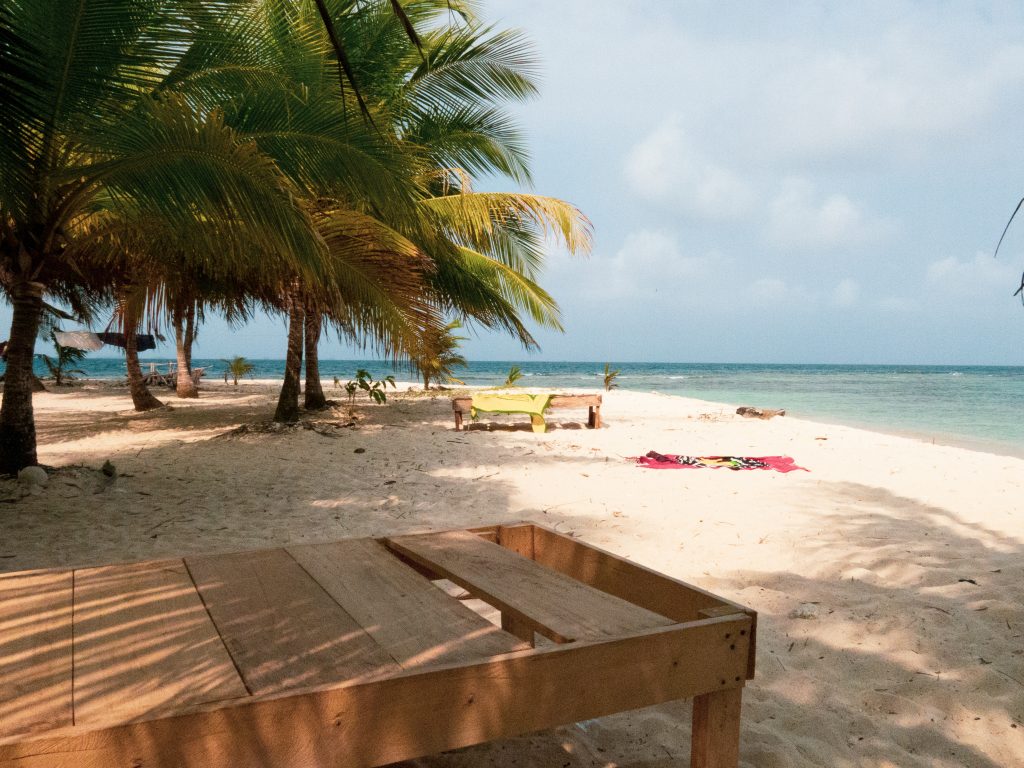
left=354, top=447, right=366, bottom=454
left=218, top=420, right=355, bottom=439
left=736, top=406, right=786, bottom=420
left=101, top=460, right=117, bottom=479
left=790, top=603, right=820, bottom=620
left=17, top=466, right=48, bottom=488
left=697, top=411, right=728, bottom=422
left=958, top=578, right=979, bottom=585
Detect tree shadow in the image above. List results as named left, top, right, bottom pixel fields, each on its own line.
left=3, top=395, right=1023, bottom=767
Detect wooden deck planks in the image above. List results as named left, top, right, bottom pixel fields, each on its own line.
left=0, top=570, right=73, bottom=740
left=186, top=549, right=400, bottom=696
left=72, top=559, right=247, bottom=727
left=0, top=526, right=755, bottom=768
left=0, top=615, right=750, bottom=768
left=386, top=531, right=675, bottom=643
left=288, top=539, right=528, bottom=669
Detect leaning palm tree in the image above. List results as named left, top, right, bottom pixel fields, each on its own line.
left=0, top=2, right=327, bottom=472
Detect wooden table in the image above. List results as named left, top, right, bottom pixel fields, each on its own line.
left=0, top=523, right=755, bottom=768
left=452, top=394, right=603, bottom=431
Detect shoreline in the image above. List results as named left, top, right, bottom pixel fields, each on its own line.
left=44, top=375, right=1024, bottom=462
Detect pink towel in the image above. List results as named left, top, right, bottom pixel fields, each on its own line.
left=633, top=451, right=808, bottom=473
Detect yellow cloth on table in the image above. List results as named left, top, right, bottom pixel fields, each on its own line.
left=470, top=393, right=553, bottom=433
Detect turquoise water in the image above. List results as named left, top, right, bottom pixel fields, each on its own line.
left=26, top=358, right=1024, bottom=456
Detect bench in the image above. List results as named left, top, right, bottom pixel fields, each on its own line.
left=0, top=523, right=755, bottom=768
left=452, top=393, right=602, bottom=431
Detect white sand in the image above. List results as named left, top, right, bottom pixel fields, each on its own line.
left=3, top=381, right=1023, bottom=767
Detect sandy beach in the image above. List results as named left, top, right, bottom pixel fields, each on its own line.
left=2, top=382, right=1023, bottom=767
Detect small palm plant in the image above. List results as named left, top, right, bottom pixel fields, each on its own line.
left=503, top=365, right=523, bottom=387
left=603, top=363, right=620, bottom=391
left=39, top=331, right=87, bottom=386
left=345, top=369, right=396, bottom=405
left=415, top=320, right=467, bottom=389
left=222, top=356, right=255, bottom=386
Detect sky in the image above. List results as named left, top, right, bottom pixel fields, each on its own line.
left=7, top=0, right=1024, bottom=365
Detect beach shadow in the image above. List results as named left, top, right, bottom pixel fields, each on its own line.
left=7, top=395, right=1024, bottom=767
left=678, top=482, right=1024, bottom=768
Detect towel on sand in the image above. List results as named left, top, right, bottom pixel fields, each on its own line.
left=634, top=451, right=808, bottom=473
left=471, top=393, right=553, bottom=433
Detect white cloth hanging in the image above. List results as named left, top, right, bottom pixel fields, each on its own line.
left=54, top=331, right=104, bottom=351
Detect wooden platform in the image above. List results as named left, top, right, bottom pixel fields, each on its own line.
left=452, top=394, right=602, bottom=430
left=0, top=523, right=755, bottom=768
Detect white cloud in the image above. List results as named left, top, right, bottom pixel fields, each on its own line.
left=584, top=229, right=721, bottom=299
left=876, top=296, right=920, bottom=313
left=766, top=177, right=894, bottom=250
left=832, top=279, right=861, bottom=308
left=624, top=116, right=756, bottom=220
left=750, top=40, right=1024, bottom=159
left=586, top=228, right=829, bottom=311
left=745, top=277, right=815, bottom=308
left=925, top=252, right=1018, bottom=294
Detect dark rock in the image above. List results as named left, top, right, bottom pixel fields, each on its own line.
left=736, top=406, right=786, bottom=420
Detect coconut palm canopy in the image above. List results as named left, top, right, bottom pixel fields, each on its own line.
left=0, top=0, right=591, bottom=471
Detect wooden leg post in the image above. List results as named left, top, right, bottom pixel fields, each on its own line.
left=501, top=613, right=535, bottom=646
left=691, top=687, right=742, bottom=768
left=454, top=410, right=463, bottom=431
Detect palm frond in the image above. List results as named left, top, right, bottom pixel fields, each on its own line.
left=70, top=96, right=325, bottom=277
left=420, top=191, right=593, bottom=266
left=311, top=206, right=442, bottom=358
left=404, top=25, right=540, bottom=113
left=403, top=105, right=532, bottom=184
left=453, top=245, right=563, bottom=330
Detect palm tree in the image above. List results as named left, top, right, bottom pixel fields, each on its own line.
left=1, top=1, right=592, bottom=456
left=171, top=298, right=200, bottom=399
left=39, top=331, right=87, bottom=386
left=0, top=1, right=325, bottom=472
left=603, top=363, right=620, bottom=391
left=414, top=319, right=468, bottom=389
left=222, top=356, right=255, bottom=386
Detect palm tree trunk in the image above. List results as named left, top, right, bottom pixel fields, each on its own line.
left=303, top=309, right=327, bottom=410
left=0, top=280, right=45, bottom=473
left=123, top=303, right=164, bottom=412
left=184, top=303, right=195, bottom=372
left=273, top=293, right=303, bottom=423
left=173, top=306, right=198, bottom=398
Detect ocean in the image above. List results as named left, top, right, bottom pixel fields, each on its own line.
left=30, top=357, right=1024, bottom=456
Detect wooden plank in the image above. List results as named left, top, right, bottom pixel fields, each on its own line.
left=493, top=525, right=537, bottom=643
left=386, top=530, right=674, bottom=643
left=548, top=395, right=602, bottom=408
left=0, top=616, right=750, bottom=768
left=691, top=687, right=743, bottom=768
left=186, top=549, right=400, bottom=696
left=495, top=524, right=534, bottom=557
left=72, top=559, right=247, bottom=727
left=0, top=570, right=73, bottom=740
left=286, top=539, right=527, bottom=669
left=533, top=526, right=757, bottom=678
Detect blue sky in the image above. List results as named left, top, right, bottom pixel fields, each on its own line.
left=7, top=1, right=1024, bottom=364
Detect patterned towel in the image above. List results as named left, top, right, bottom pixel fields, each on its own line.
left=634, top=451, right=808, bottom=473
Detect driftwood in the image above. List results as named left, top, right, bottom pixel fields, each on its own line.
left=736, top=406, right=786, bottom=420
